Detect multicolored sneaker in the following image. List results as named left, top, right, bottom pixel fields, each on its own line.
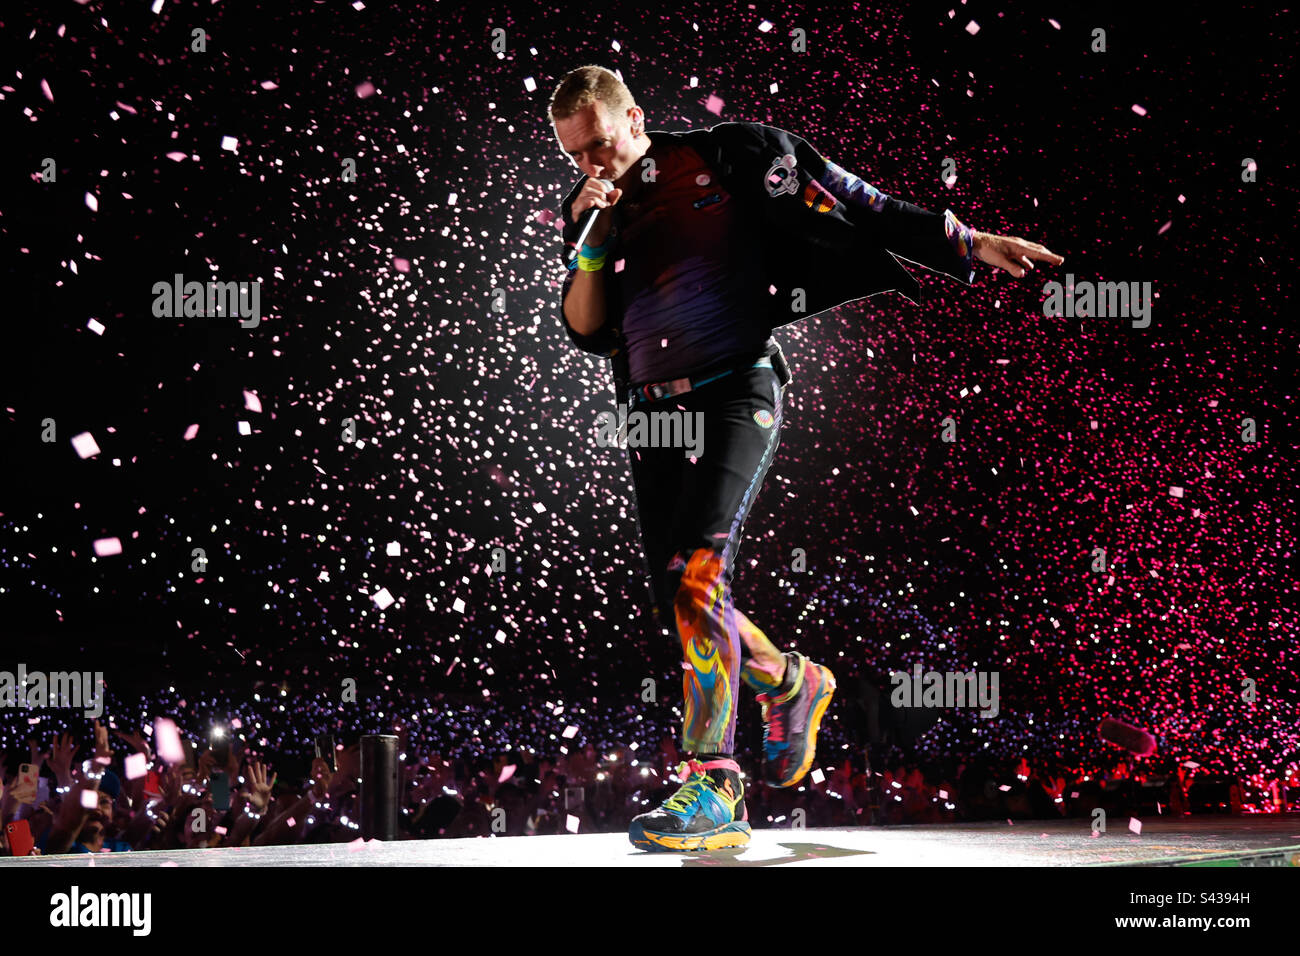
left=757, top=651, right=836, bottom=788
left=628, top=757, right=751, bottom=852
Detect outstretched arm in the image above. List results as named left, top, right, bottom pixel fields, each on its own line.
left=791, top=132, right=1063, bottom=280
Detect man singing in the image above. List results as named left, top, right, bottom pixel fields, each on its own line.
left=548, top=65, right=1062, bottom=851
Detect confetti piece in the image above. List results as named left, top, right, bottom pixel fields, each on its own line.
left=93, top=537, right=122, bottom=557
left=84, top=192, right=98, bottom=212
left=562, top=725, right=578, bottom=739
left=1131, top=104, right=1148, bottom=116
left=355, top=81, right=376, bottom=99
left=243, top=390, right=263, bottom=413
left=373, top=587, right=395, bottom=610
left=154, top=718, right=185, bottom=764
left=386, top=541, right=401, bottom=556
left=811, top=768, right=825, bottom=784
left=86, top=318, right=105, bottom=335
left=965, top=20, right=980, bottom=35
left=124, top=753, right=148, bottom=779
left=1128, top=817, right=1142, bottom=834
left=566, top=814, right=580, bottom=833
left=183, top=424, right=199, bottom=440
left=220, top=135, right=239, bottom=151
left=71, top=432, right=101, bottom=458
left=705, top=94, right=724, bottom=115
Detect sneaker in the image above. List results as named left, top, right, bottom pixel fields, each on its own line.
left=757, top=651, right=836, bottom=788
left=628, top=757, right=751, bottom=852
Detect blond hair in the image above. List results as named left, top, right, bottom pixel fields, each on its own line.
left=548, top=65, right=636, bottom=123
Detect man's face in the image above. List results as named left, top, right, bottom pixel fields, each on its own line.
left=554, top=102, right=642, bottom=182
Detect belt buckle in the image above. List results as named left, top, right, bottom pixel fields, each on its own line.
left=644, top=377, right=691, bottom=402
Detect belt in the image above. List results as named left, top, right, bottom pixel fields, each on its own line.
left=629, top=356, right=772, bottom=405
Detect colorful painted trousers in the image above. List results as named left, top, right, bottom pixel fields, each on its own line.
left=628, top=361, right=788, bottom=755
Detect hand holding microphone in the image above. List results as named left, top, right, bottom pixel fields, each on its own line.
left=568, top=177, right=621, bottom=261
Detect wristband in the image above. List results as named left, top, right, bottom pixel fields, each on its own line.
left=577, top=252, right=607, bottom=272
left=580, top=240, right=608, bottom=258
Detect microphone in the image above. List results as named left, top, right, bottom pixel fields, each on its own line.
left=567, top=178, right=616, bottom=262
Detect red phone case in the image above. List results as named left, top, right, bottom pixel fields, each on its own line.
left=144, top=770, right=161, bottom=796
left=6, top=821, right=35, bottom=857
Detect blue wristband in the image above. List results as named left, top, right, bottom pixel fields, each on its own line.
left=580, top=240, right=608, bottom=259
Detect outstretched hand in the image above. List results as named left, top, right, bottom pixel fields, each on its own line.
left=973, top=231, right=1063, bottom=278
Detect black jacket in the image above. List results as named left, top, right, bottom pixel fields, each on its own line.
left=557, top=120, right=975, bottom=399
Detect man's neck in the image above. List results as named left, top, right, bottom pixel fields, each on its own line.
left=613, top=134, right=654, bottom=193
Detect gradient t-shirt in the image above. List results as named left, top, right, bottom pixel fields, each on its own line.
left=615, top=138, right=770, bottom=385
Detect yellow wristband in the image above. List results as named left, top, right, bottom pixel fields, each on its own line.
left=577, top=253, right=606, bottom=272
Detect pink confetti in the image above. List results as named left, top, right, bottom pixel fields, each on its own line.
left=93, top=537, right=122, bottom=557
left=1169, top=486, right=1184, bottom=498
left=393, top=257, right=411, bottom=273
left=965, top=20, right=980, bottom=35
left=1048, top=18, right=1061, bottom=29
left=71, top=432, right=101, bottom=459
left=705, top=94, right=725, bottom=115
left=356, top=81, right=376, bottom=99
left=41, top=78, right=54, bottom=102
left=165, top=152, right=188, bottom=162
left=498, top=764, right=517, bottom=783
left=1131, top=104, right=1148, bottom=116
left=87, top=318, right=105, bottom=335
left=183, top=424, right=199, bottom=440
left=154, top=718, right=186, bottom=764
left=259, top=80, right=279, bottom=90
left=566, top=814, right=580, bottom=833
left=124, top=753, right=148, bottom=780
left=243, top=390, right=263, bottom=413
left=1128, top=817, right=1142, bottom=834
left=1157, top=220, right=1172, bottom=235
left=84, top=192, right=98, bottom=212
left=220, top=135, right=239, bottom=152
left=373, top=587, right=396, bottom=610
left=562, top=725, right=578, bottom=739
left=81, top=789, right=98, bottom=808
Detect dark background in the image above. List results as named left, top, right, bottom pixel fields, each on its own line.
left=0, top=0, right=1294, bottom=778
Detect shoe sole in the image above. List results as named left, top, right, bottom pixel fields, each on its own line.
left=628, top=820, right=752, bottom=852
left=770, top=664, right=836, bottom=788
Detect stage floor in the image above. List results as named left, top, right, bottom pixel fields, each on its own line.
left=4, top=817, right=1298, bottom=867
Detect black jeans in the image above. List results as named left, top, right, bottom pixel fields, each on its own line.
left=627, top=362, right=789, bottom=754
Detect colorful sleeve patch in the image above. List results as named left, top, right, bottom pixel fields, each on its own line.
left=943, top=209, right=977, bottom=281
left=802, top=178, right=838, bottom=212
left=817, top=159, right=888, bottom=212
